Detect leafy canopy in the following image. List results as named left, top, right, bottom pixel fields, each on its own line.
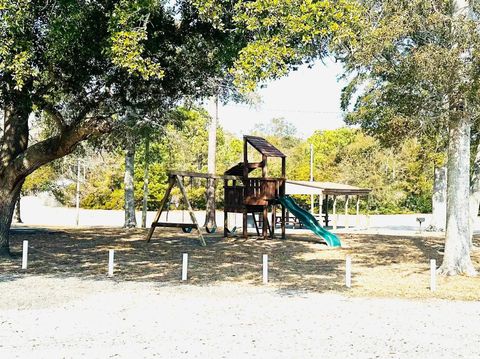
left=0, top=0, right=244, bottom=130
left=193, top=0, right=362, bottom=92
left=339, top=0, right=480, bottom=144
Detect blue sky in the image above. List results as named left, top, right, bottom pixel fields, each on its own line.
left=215, top=59, right=347, bottom=139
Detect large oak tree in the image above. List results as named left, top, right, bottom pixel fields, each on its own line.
left=338, top=0, right=479, bottom=275
left=0, top=0, right=243, bottom=255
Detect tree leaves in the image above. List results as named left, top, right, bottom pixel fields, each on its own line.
left=339, top=0, right=480, bottom=143
left=109, top=0, right=165, bottom=79
left=193, top=0, right=362, bottom=92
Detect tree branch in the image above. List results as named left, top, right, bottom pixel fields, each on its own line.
left=44, top=105, right=67, bottom=131
left=33, top=97, right=67, bottom=131
left=75, top=89, right=113, bottom=124
left=8, top=116, right=114, bottom=187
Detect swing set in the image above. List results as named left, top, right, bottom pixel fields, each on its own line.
left=145, top=171, right=227, bottom=246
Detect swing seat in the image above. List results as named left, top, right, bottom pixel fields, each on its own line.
left=205, top=225, right=217, bottom=234
left=152, top=222, right=198, bottom=232
left=225, top=226, right=237, bottom=234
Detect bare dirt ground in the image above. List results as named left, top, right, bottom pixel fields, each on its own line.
left=2, top=227, right=480, bottom=300
left=2, top=227, right=480, bottom=358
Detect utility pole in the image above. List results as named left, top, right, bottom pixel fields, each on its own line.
left=204, top=94, right=218, bottom=230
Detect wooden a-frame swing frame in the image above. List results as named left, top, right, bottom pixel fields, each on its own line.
left=146, top=173, right=207, bottom=246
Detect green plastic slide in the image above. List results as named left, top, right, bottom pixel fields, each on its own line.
left=278, top=195, right=341, bottom=248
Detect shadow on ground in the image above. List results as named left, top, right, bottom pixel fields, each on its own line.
left=2, top=227, right=480, bottom=299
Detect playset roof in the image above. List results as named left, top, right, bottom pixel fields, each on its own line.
left=286, top=180, right=371, bottom=196
left=244, top=135, right=286, bottom=158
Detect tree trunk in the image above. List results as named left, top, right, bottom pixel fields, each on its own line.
left=0, top=181, right=24, bottom=255
left=141, top=134, right=150, bottom=228
left=13, top=194, right=23, bottom=224
left=438, top=115, right=477, bottom=276
left=124, top=137, right=137, bottom=228
left=0, top=90, right=30, bottom=255
left=204, top=95, right=218, bottom=229
left=469, top=141, right=480, bottom=247
left=428, top=166, right=447, bottom=231
left=205, top=178, right=216, bottom=229
left=0, top=85, right=112, bottom=254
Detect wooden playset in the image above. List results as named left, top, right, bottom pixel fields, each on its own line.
left=146, top=135, right=287, bottom=245
left=223, top=135, right=286, bottom=239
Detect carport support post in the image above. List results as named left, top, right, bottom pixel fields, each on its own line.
left=366, top=194, right=371, bottom=229
left=324, top=194, right=329, bottom=227
left=319, top=192, right=323, bottom=220
left=333, top=195, right=337, bottom=230
left=356, top=196, right=360, bottom=228
left=344, top=195, right=350, bottom=229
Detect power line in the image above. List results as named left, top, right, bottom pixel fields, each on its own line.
left=223, top=103, right=343, bottom=115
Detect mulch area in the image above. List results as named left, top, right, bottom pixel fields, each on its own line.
left=2, top=226, right=480, bottom=300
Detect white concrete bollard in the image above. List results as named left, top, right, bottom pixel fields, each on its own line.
left=345, top=256, right=352, bottom=288
left=22, top=240, right=28, bottom=270
left=108, top=249, right=114, bottom=276
left=430, top=259, right=436, bottom=292
left=263, top=254, right=268, bottom=284
left=182, top=253, right=188, bottom=281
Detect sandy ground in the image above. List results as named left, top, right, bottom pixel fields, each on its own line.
left=3, top=200, right=480, bottom=357
left=0, top=277, right=479, bottom=359
left=4, top=227, right=480, bottom=300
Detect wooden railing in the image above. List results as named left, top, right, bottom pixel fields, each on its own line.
left=225, top=178, right=285, bottom=209
left=245, top=178, right=280, bottom=200
left=224, top=185, right=244, bottom=212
